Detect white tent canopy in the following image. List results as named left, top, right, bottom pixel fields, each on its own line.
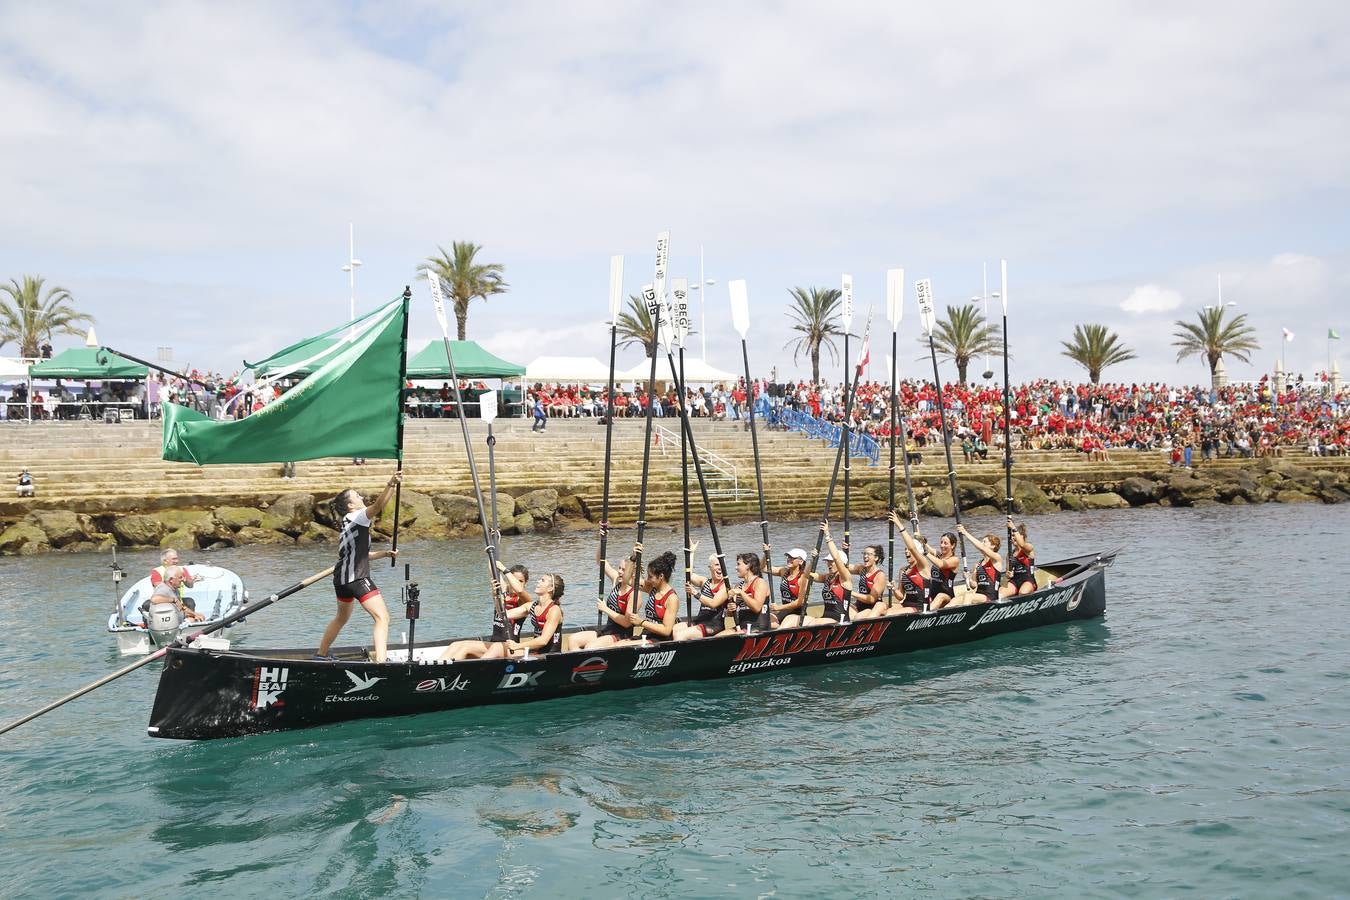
left=0, top=357, right=30, bottom=380
left=618, top=357, right=739, bottom=385
left=524, top=356, right=611, bottom=383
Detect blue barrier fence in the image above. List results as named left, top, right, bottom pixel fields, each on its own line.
left=778, top=407, right=880, bottom=466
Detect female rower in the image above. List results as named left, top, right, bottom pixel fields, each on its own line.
left=507, top=573, right=565, bottom=656
left=727, top=552, right=771, bottom=631
left=674, top=546, right=729, bottom=640
left=885, top=510, right=927, bottom=615
left=925, top=531, right=962, bottom=610
left=1002, top=517, right=1037, bottom=597
left=768, top=547, right=810, bottom=626
left=439, top=565, right=532, bottom=660
left=569, top=540, right=640, bottom=651
left=630, top=551, right=680, bottom=644
left=782, top=522, right=852, bottom=627
left=956, top=524, right=1004, bottom=606
left=845, top=544, right=888, bottom=619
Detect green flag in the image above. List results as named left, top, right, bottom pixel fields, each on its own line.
left=1332, top=329, right=1341, bottom=340
left=163, top=297, right=408, bottom=464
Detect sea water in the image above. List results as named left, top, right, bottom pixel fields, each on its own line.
left=1, top=503, right=1348, bottom=897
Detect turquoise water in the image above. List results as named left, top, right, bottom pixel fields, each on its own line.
left=2, top=504, right=1348, bottom=897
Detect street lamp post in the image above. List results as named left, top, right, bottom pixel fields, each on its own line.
left=969, top=262, right=1000, bottom=381
left=341, top=223, right=362, bottom=328
left=688, top=245, right=716, bottom=362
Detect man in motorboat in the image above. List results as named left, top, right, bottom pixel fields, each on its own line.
left=142, top=566, right=204, bottom=624
left=151, top=548, right=196, bottom=593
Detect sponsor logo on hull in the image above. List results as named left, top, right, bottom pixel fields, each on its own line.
left=731, top=620, right=893, bottom=668
left=252, top=666, right=289, bottom=709
left=906, top=612, right=968, bottom=631
left=571, top=656, right=608, bottom=684
left=415, top=675, right=471, bottom=693
left=496, top=664, right=544, bottom=691
left=968, top=585, right=1083, bottom=630
left=344, top=670, right=385, bottom=694
left=632, top=649, right=676, bottom=679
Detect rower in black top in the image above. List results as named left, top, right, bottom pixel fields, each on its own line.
left=630, top=551, right=679, bottom=644
left=674, top=545, right=729, bottom=640
left=571, top=543, right=641, bottom=651
left=316, top=473, right=401, bottom=662
left=508, top=573, right=564, bottom=656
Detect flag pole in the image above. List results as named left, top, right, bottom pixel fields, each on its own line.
left=597, top=256, right=623, bottom=629
left=388, top=286, right=411, bottom=565
left=730, top=280, right=774, bottom=631
left=423, top=270, right=505, bottom=628
left=917, top=279, right=970, bottom=579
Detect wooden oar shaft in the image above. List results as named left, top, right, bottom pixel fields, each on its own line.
left=810, top=358, right=865, bottom=570
left=437, top=332, right=504, bottom=619
left=680, top=347, right=692, bottom=621
left=1002, top=309, right=1014, bottom=586
left=926, top=335, right=968, bottom=573
left=887, top=328, right=898, bottom=600
left=633, top=317, right=664, bottom=585
left=665, top=352, right=727, bottom=600
left=0, top=564, right=335, bottom=738
left=597, top=322, right=619, bottom=628
left=842, top=333, right=851, bottom=548
left=739, top=340, right=774, bottom=630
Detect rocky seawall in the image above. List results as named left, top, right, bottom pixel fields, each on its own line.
left=1, top=458, right=1346, bottom=556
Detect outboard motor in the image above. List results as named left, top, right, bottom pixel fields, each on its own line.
left=146, top=602, right=184, bottom=648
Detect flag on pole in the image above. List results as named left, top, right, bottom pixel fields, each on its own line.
left=1283, top=327, right=1295, bottom=342
left=856, top=312, right=872, bottom=377
left=1332, top=329, right=1341, bottom=340
left=163, top=296, right=407, bottom=464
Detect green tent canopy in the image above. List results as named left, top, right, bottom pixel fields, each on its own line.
left=405, top=340, right=525, bottom=379
left=29, top=347, right=148, bottom=379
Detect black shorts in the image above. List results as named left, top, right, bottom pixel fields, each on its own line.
left=819, top=604, right=844, bottom=623
left=335, top=577, right=379, bottom=603
left=693, top=619, right=724, bottom=637
left=1012, top=573, right=1037, bottom=590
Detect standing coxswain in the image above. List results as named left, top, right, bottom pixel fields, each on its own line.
left=314, top=473, right=401, bottom=663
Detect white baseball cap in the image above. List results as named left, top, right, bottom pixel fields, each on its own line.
left=786, top=548, right=808, bottom=561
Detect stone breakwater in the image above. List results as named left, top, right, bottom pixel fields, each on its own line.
left=1, top=458, right=1347, bottom=556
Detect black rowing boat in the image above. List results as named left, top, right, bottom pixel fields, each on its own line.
left=146, top=551, right=1114, bottom=740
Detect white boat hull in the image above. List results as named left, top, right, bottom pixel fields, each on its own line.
left=107, top=565, right=247, bottom=656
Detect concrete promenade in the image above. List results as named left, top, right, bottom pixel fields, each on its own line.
left=1, top=418, right=1347, bottom=554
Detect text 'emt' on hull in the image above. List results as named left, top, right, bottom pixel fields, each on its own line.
left=147, top=552, right=1113, bottom=740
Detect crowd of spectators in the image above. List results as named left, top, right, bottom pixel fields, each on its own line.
left=522, top=374, right=1350, bottom=459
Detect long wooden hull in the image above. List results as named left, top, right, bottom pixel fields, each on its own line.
left=147, top=551, right=1114, bottom=740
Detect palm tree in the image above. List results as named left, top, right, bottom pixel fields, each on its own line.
left=921, top=305, right=1002, bottom=384
left=784, top=287, right=844, bottom=384
left=420, top=242, right=508, bottom=340
left=0, top=275, right=94, bottom=358
left=616, top=294, right=658, bottom=355
left=1060, top=324, right=1137, bottom=384
left=1172, top=307, right=1260, bottom=386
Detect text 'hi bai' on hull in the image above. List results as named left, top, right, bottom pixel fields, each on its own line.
left=146, top=551, right=1115, bottom=740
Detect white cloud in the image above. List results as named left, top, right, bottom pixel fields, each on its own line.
left=1120, top=285, right=1184, bottom=314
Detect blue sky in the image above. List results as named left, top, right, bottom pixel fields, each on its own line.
left=1, top=1, right=1346, bottom=384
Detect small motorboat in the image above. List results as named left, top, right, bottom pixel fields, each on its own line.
left=108, top=564, right=247, bottom=656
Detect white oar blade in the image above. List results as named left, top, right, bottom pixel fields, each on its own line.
left=1000, top=258, right=1008, bottom=316
left=886, top=268, right=905, bottom=329
left=655, top=231, right=670, bottom=306
left=424, top=268, right=450, bottom=336
left=672, top=277, right=690, bottom=345
left=841, top=274, right=854, bottom=334
left=729, top=279, right=750, bottom=338
left=609, top=255, right=624, bottom=321
left=481, top=389, right=498, bottom=424
left=915, top=278, right=936, bottom=336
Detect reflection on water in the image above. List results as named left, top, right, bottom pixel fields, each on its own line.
left=2, top=505, right=1349, bottom=896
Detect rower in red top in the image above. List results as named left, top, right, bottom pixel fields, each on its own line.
left=1002, top=517, right=1037, bottom=597
left=439, top=564, right=532, bottom=660
left=571, top=539, right=641, bottom=651
left=844, top=543, right=889, bottom=619
left=887, top=511, right=928, bottom=615
left=728, top=552, right=770, bottom=631
left=508, top=573, right=564, bottom=656
left=768, top=547, right=810, bottom=626
left=788, top=522, right=854, bottom=627
left=956, top=524, right=1004, bottom=605
left=626, top=551, right=679, bottom=644
left=674, top=544, right=730, bottom=640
